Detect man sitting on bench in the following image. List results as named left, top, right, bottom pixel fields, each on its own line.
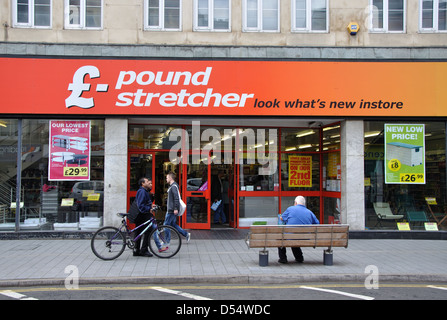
left=278, top=196, right=320, bottom=264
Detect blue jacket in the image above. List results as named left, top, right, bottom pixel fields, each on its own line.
left=136, top=187, right=152, bottom=214
left=281, top=204, right=319, bottom=225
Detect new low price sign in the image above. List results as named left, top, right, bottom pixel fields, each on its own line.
left=384, top=124, right=425, bottom=184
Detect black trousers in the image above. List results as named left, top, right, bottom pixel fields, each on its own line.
left=133, top=213, right=151, bottom=253
left=278, top=247, right=304, bottom=262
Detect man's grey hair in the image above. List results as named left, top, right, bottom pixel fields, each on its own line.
left=295, top=196, right=306, bottom=206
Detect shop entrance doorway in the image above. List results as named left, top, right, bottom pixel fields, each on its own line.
left=128, top=151, right=237, bottom=230
left=128, top=151, right=180, bottom=223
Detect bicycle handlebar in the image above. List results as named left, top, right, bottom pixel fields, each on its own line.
left=116, top=205, right=161, bottom=218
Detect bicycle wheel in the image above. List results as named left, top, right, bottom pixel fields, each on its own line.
left=148, top=225, right=182, bottom=258
left=91, top=226, right=126, bottom=260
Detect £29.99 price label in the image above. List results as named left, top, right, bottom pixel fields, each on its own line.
left=64, top=167, right=88, bottom=177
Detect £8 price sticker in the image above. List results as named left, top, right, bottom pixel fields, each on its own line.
left=387, top=159, right=401, bottom=172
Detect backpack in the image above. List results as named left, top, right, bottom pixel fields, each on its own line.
left=127, top=200, right=140, bottom=223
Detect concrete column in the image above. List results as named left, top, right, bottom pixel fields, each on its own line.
left=341, top=120, right=365, bottom=231
left=103, top=118, right=128, bottom=227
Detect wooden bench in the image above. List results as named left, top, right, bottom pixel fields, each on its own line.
left=246, top=224, right=349, bottom=266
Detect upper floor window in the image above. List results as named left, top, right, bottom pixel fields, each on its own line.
left=420, top=0, right=447, bottom=32
left=194, top=0, right=231, bottom=31
left=369, top=0, right=406, bottom=32
left=13, top=0, right=52, bottom=28
left=292, top=0, right=328, bottom=32
left=243, top=0, right=279, bottom=32
left=144, top=0, right=181, bottom=31
left=65, top=0, right=103, bottom=30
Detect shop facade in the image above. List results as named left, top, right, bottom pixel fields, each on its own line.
left=1, top=55, right=447, bottom=232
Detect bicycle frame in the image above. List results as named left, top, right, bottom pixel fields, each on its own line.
left=121, top=216, right=158, bottom=242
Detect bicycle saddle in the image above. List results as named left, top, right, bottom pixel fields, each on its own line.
left=117, top=212, right=130, bottom=217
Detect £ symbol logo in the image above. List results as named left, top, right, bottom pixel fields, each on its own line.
left=66, top=65, right=109, bottom=109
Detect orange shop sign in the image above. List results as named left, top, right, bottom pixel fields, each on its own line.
left=1, top=58, right=447, bottom=117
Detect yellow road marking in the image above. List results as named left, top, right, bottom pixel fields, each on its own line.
left=5, top=283, right=447, bottom=294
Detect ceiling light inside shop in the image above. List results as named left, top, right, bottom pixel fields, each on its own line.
left=296, top=130, right=315, bottom=138
left=364, top=131, right=381, bottom=138
left=323, top=125, right=340, bottom=131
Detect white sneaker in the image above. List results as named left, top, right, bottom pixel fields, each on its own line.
left=186, top=232, right=191, bottom=242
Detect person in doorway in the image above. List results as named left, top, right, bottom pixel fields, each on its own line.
left=165, top=172, right=191, bottom=242
left=211, top=170, right=226, bottom=224
left=133, top=177, right=155, bottom=257
left=278, top=195, right=319, bottom=264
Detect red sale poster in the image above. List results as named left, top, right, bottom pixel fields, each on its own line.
left=48, top=120, right=91, bottom=181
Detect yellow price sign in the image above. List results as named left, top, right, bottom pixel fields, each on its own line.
left=399, top=173, right=424, bottom=183
left=87, top=193, right=100, bottom=201
left=63, top=167, right=88, bottom=177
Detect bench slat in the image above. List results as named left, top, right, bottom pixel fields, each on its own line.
left=250, top=239, right=348, bottom=248
left=250, top=225, right=349, bottom=234
left=250, top=232, right=348, bottom=241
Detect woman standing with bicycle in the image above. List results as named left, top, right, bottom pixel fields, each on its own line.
left=164, top=172, right=191, bottom=244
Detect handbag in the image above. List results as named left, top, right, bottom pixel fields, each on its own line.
left=211, top=200, right=222, bottom=211
left=174, top=185, right=186, bottom=216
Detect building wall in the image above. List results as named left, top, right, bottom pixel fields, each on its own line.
left=1, top=0, right=447, bottom=47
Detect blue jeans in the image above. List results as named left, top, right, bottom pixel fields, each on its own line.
left=213, top=201, right=226, bottom=223
left=164, top=212, right=188, bottom=243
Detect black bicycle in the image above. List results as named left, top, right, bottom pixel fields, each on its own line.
left=91, top=206, right=182, bottom=260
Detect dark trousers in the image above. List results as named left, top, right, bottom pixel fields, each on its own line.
left=134, top=213, right=151, bottom=253
left=278, top=247, right=304, bottom=262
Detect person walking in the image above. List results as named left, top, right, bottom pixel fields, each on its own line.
left=164, top=172, right=191, bottom=243
left=278, top=195, right=319, bottom=264
left=211, top=170, right=226, bottom=224
left=133, top=177, right=155, bottom=257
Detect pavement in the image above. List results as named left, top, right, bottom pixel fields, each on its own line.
left=1, top=229, right=447, bottom=287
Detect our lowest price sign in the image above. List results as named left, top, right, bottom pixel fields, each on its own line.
left=48, top=120, right=91, bottom=181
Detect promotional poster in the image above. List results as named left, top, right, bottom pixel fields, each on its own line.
left=48, top=120, right=91, bottom=181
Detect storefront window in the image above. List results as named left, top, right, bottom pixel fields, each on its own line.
left=0, top=119, right=19, bottom=228
left=281, top=127, right=320, bottom=152
left=364, top=121, right=446, bottom=230
left=239, top=196, right=279, bottom=225
left=129, top=122, right=342, bottom=228
left=323, top=152, right=341, bottom=192
left=129, top=125, right=178, bottom=150
left=322, top=124, right=340, bottom=151
left=186, top=125, right=237, bottom=152
left=239, top=153, right=279, bottom=192
left=323, top=196, right=341, bottom=224
left=0, top=119, right=104, bottom=231
left=281, top=196, right=320, bottom=218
